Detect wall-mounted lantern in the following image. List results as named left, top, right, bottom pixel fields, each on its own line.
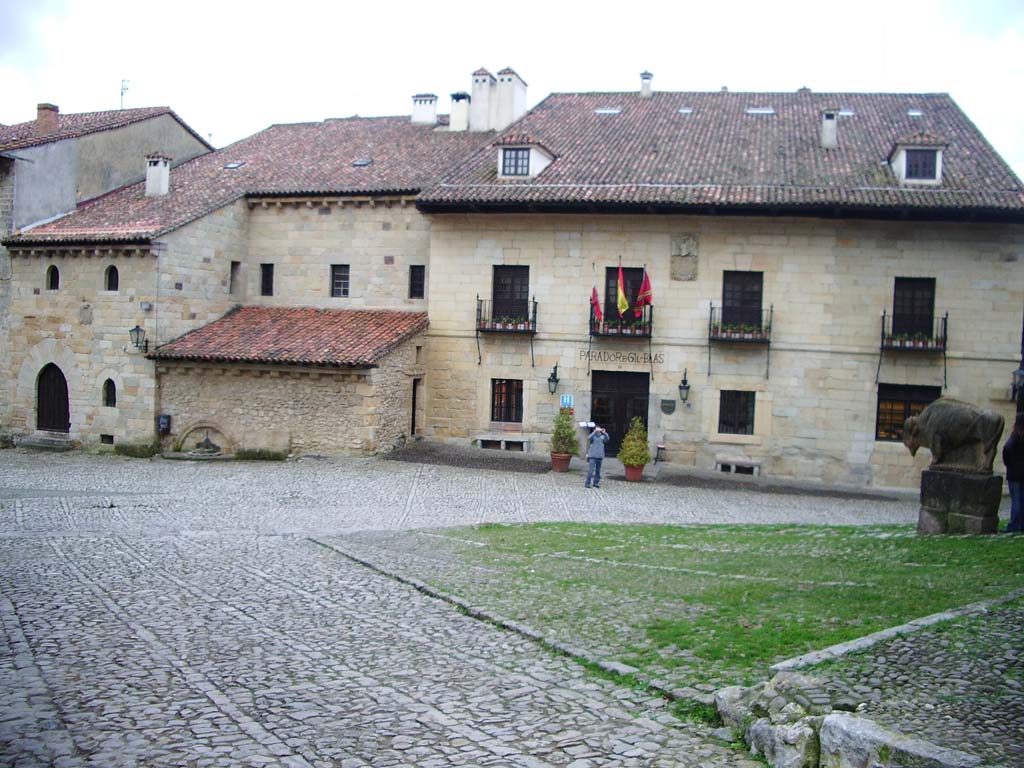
left=547, top=364, right=559, bottom=395
left=678, top=369, right=691, bottom=403
left=129, top=325, right=148, bottom=353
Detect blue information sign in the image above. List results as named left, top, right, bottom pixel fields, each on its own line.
left=560, top=394, right=574, bottom=409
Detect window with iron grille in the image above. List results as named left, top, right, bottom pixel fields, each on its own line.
left=876, top=384, right=941, bottom=441
left=722, top=271, right=763, bottom=328
left=331, top=264, right=350, bottom=298
left=604, top=267, right=644, bottom=320
left=905, top=149, right=937, bottom=180
left=718, top=390, right=755, bottom=435
left=409, top=265, right=425, bottom=299
left=260, top=263, right=274, bottom=296
left=501, top=148, right=530, bottom=176
left=491, top=379, right=524, bottom=423
left=892, top=277, right=935, bottom=337
left=493, top=265, right=529, bottom=320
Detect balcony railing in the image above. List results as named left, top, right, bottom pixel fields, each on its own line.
left=589, top=305, right=653, bottom=337
left=880, top=311, right=947, bottom=352
left=709, top=305, right=773, bottom=344
left=476, top=297, right=537, bottom=334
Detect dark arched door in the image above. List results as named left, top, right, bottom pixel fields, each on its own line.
left=37, top=363, right=70, bottom=432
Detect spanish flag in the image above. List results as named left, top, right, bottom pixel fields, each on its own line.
left=634, top=269, right=652, bottom=318
left=590, top=286, right=604, bottom=323
left=616, top=266, right=629, bottom=318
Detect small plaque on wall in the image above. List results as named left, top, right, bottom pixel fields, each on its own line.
left=660, top=399, right=676, bottom=415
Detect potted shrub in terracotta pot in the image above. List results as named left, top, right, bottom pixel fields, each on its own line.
left=550, top=407, right=579, bottom=472
left=618, top=416, right=651, bottom=482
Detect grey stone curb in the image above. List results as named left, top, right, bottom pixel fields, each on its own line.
left=770, top=586, right=1024, bottom=673
left=308, top=538, right=718, bottom=708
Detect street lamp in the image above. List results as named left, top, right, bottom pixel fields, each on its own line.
left=547, top=364, right=559, bottom=395
left=129, top=325, right=148, bottom=353
left=678, top=369, right=691, bottom=403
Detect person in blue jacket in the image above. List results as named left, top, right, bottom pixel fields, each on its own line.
left=585, top=425, right=610, bottom=488
left=1002, top=413, right=1024, bottom=533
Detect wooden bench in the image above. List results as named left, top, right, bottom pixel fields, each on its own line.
left=714, top=454, right=762, bottom=476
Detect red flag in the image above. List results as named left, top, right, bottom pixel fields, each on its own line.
left=634, top=270, right=653, bottom=317
left=590, top=286, right=603, bottom=323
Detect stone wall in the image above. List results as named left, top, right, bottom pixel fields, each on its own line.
left=423, top=213, right=1024, bottom=488
left=0, top=159, right=14, bottom=428
left=155, top=335, right=425, bottom=455
left=245, top=198, right=430, bottom=310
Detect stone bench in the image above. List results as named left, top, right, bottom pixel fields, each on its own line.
left=473, top=435, right=530, bottom=452
left=714, top=454, right=761, bottom=476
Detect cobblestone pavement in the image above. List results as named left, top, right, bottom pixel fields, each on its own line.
left=0, top=450, right=924, bottom=767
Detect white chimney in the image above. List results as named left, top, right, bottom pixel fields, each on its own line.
left=411, top=94, right=438, bottom=125
left=36, top=103, right=59, bottom=135
left=450, top=92, right=470, bottom=132
left=821, top=109, right=838, bottom=149
left=640, top=71, right=653, bottom=98
left=469, top=68, right=495, bottom=131
left=494, top=68, right=527, bottom=131
left=145, top=153, right=171, bottom=196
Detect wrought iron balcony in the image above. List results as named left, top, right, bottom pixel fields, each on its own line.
left=880, top=311, right=948, bottom=352
left=709, top=305, right=773, bottom=344
left=476, top=297, right=537, bottom=334
left=589, top=306, right=653, bottom=338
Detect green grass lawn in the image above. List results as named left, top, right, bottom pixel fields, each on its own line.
left=343, top=524, right=1024, bottom=691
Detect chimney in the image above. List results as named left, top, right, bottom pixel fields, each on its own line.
left=145, top=153, right=172, bottom=196
left=821, top=109, right=838, bottom=149
left=36, top=103, right=59, bottom=135
left=494, top=67, right=527, bottom=131
left=450, top=92, right=470, bottom=132
left=469, top=68, right=495, bottom=131
left=640, top=71, right=653, bottom=98
left=411, top=94, right=438, bottom=125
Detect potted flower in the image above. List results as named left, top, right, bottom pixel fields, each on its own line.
left=550, top=407, right=579, bottom=472
left=618, top=416, right=651, bottom=482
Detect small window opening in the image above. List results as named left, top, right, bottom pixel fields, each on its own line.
left=229, top=261, right=241, bottom=294
left=100, top=434, right=114, bottom=445
left=501, top=148, right=530, bottom=176
left=331, top=264, right=350, bottom=298
left=260, top=263, right=274, bottom=296
left=46, top=265, right=60, bottom=290
left=104, top=265, right=119, bottom=291
left=103, top=379, right=117, bottom=407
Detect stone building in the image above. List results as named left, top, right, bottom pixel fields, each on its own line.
left=0, top=104, right=212, bottom=427
left=3, top=70, right=1022, bottom=488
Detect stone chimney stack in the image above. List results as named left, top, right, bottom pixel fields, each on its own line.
left=469, top=68, right=495, bottom=132
left=449, top=92, right=470, bottom=132
left=494, top=68, right=527, bottom=131
left=411, top=94, right=438, bottom=125
left=145, top=153, right=172, bottom=197
left=640, top=71, right=653, bottom=98
left=36, top=103, right=59, bottom=135
left=821, top=109, right=838, bottom=149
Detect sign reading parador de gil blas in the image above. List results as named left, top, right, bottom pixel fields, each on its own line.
left=580, top=350, right=665, bottom=364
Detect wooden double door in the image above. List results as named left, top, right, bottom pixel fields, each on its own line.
left=590, top=371, right=649, bottom=456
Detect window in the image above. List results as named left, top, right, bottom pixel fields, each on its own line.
left=604, top=266, right=644, bottom=320
left=719, top=391, right=756, bottom=435
left=491, top=379, right=524, bottom=423
left=892, top=277, right=935, bottom=337
left=46, top=265, right=59, bottom=290
left=102, top=379, right=116, bottom=407
left=331, top=264, right=350, bottom=298
left=905, top=149, right=937, bottom=180
left=260, top=263, right=274, bottom=297
left=876, top=384, right=941, bottom=441
left=409, top=265, right=425, bottom=299
left=104, top=265, right=119, bottom=291
left=229, top=261, right=241, bottom=295
left=493, top=265, right=529, bottom=320
left=722, top=271, right=763, bottom=328
left=501, top=148, right=530, bottom=176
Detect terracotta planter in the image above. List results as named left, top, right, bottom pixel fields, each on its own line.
left=551, top=453, right=572, bottom=472
left=624, top=464, right=644, bottom=482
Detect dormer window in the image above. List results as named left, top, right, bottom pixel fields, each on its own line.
left=905, top=149, right=937, bottom=181
left=502, top=148, right=530, bottom=176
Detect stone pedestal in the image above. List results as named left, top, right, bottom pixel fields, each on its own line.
left=917, top=470, right=1002, bottom=535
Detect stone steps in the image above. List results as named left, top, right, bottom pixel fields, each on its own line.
left=19, top=432, right=73, bottom=452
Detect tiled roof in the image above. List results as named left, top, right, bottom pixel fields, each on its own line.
left=0, top=106, right=213, bottom=153
left=418, top=91, right=1024, bottom=217
left=9, top=115, right=491, bottom=244
left=152, top=306, right=428, bottom=367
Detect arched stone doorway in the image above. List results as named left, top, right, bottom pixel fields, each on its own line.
left=37, top=363, right=70, bottom=432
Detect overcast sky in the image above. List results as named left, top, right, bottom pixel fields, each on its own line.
left=2, top=0, right=1022, bottom=179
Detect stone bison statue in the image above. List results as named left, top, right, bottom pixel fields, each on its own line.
left=903, top=398, right=1005, bottom=475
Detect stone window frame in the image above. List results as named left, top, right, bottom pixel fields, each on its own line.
left=875, top=383, right=941, bottom=442
left=102, top=379, right=117, bottom=408
left=103, top=265, right=119, bottom=292
left=331, top=264, right=350, bottom=298
left=260, top=263, right=274, bottom=297
left=718, top=390, right=755, bottom=435
left=228, top=261, right=241, bottom=295
left=46, top=264, right=60, bottom=291
left=409, top=265, right=425, bottom=300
